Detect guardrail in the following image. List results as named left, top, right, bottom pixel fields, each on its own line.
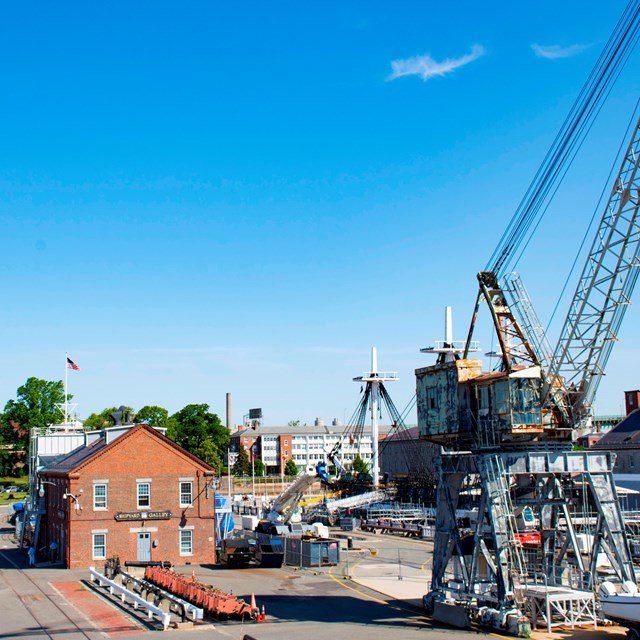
left=89, top=566, right=172, bottom=630
left=119, top=569, right=203, bottom=621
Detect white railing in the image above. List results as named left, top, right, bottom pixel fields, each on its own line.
left=119, top=570, right=203, bottom=621
left=89, top=567, right=171, bottom=630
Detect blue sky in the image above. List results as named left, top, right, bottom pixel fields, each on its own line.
left=1, top=2, right=638, bottom=425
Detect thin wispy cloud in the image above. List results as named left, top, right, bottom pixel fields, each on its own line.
left=387, top=44, right=485, bottom=82
left=531, top=43, right=591, bottom=60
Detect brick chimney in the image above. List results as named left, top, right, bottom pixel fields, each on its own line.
left=625, top=390, right=640, bottom=416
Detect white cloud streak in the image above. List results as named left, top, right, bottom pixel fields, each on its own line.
left=387, top=44, right=485, bottom=82
left=531, top=43, right=591, bottom=60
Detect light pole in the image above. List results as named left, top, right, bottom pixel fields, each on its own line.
left=62, top=490, right=83, bottom=511
left=345, top=544, right=350, bottom=579
left=31, top=480, right=56, bottom=524
left=281, top=454, right=285, bottom=492
left=227, top=448, right=232, bottom=503
left=251, top=444, right=255, bottom=500
left=38, top=480, right=58, bottom=498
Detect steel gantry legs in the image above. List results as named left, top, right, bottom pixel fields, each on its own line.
left=426, top=448, right=634, bottom=635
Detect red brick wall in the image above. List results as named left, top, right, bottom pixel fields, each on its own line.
left=42, top=427, right=217, bottom=569
left=279, top=434, right=292, bottom=473
left=626, top=390, right=640, bottom=416
left=241, top=435, right=257, bottom=452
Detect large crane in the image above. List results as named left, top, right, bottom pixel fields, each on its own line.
left=417, top=3, right=640, bottom=635
left=546, top=117, right=640, bottom=427
left=465, top=113, right=640, bottom=441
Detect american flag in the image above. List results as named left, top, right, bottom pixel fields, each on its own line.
left=66, top=356, right=80, bottom=371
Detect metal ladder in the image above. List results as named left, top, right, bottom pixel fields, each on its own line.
left=483, top=454, right=528, bottom=600
left=502, top=272, right=553, bottom=372
left=585, top=472, right=635, bottom=583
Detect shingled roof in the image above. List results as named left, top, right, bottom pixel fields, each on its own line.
left=593, top=408, right=640, bottom=448
left=41, top=423, right=215, bottom=476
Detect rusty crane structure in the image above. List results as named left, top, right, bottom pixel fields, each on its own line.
left=417, top=2, right=640, bottom=635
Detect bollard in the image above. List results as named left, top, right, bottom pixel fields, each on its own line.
left=347, top=536, right=353, bottom=550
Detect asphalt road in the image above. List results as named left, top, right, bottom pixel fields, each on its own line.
left=0, top=510, right=495, bottom=640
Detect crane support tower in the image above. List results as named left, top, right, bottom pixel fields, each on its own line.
left=417, top=112, right=640, bottom=635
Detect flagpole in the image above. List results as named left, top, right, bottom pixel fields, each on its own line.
left=64, top=352, right=69, bottom=424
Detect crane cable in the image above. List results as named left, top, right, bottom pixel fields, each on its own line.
left=487, top=0, right=640, bottom=277
left=546, top=96, right=640, bottom=331
left=509, top=41, right=640, bottom=274
left=377, top=385, right=433, bottom=483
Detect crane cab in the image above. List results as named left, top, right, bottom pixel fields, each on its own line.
left=416, top=359, right=544, bottom=449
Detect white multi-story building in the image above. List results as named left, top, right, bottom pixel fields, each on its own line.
left=230, top=420, right=392, bottom=476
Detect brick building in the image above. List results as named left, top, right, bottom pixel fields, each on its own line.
left=230, top=421, right=392, bottom=476
left=38, top=424, right=217, bottom=569
left=592, top=390, right=640, bottom=507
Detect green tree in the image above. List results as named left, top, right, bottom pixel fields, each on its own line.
left=232, top=446, right=251, bottom=476
left=254, top=458, right=265, bottom=477
left=284, top=458, right=298, bottom=477
left=83, top=407, right=118, bottom=429
left=0, top=449, right=12, bottom=475
left=2, top=378, right=66, bottom=450
left=83, top=406, right=134, bottom=429
left=287, top=420, right=301, bottom=427
left=351, top=455, right=369, bottom=475
left=196, top=437, right=223, bottom=469
left=170, top=404, right=229, bottom=460
left=135, top=405, right=169, bottom=427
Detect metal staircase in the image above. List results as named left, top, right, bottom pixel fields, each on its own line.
left=502, top=272, right=553, bottom=372
left=325, top=490, right=387, bottom=512
left=482, top=454, right=528, bottom=600
left=585, top=472, right=635, bottom=583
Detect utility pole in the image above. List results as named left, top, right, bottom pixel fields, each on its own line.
left=251, top=445, right=255, bottom=499
left=227, top=448, right=232, bottom=503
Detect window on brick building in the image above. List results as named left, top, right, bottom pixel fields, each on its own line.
left=180, top=482, right=193, bottom=507
left=137, top=482, right=150, bottom=508
left=93, top=533, right=106, bottom=559
left=180, top=529, right=193, bottom=556
left=93, top=484, right=107, bottom=510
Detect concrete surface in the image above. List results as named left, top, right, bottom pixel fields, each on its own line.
left=0, top=504, right=631, bottom=640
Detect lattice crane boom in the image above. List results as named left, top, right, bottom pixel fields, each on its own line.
left=545, top=115, right=640, bottom=427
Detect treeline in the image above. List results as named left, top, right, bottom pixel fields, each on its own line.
left=230, top=444, right=299, bottom=478
left=0, top=377, right=229, bottom=475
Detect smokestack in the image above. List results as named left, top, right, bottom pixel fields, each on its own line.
left=226, top=393, right=232, bottom=430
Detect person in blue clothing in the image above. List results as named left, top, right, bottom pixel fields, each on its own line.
left=28, top=546, right=35, bottom=567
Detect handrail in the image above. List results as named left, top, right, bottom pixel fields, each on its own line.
left=119, top=569, right=203, bottom=621
left=89, top=566, right=172, bottom=630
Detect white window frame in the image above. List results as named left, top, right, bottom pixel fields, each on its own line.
left=93, top=483, right=108, bottom=510
left=179, top=529, right=193, bottom=556
left=93, top=533, right=106, bottom=559
left=137, top=482, right=151, bottom=509
left=179, top=481, right=193, bottom=507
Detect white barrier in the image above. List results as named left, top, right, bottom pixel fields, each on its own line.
left=89, top=566, right=172, bottom=630
left=119, top=570, right=203, bottom=621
